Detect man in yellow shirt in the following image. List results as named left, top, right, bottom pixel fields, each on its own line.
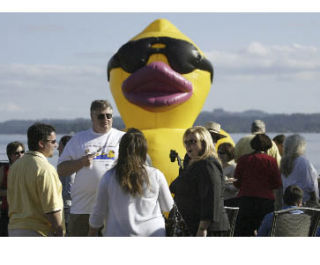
left=234, top=120, right=281, bottom=167
left=7, top=123, right=64, bottom=236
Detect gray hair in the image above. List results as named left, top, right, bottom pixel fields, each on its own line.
left=90, top=99, right=113, bottom=113
left=251, top=120, right=266, bottom=134
left=280, top=134, right=306, bottom=176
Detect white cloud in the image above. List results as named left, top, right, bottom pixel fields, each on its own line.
left=0, top=64, right=102, bottom=78
left=0, top=64, right=104, bottom=92
left=0, top=103, right=23, bottom=112
left=246, top=42, right=270, bottom=56
left=0, top=63, right=117, bottom=121
left=206, top=42, right=320, bottom=81
left=1, top=41, right=320, bottom=121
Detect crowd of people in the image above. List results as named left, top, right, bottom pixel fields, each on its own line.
left=0, top=99, right=319, bottom=237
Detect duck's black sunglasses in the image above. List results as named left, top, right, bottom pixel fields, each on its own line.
left=107, top=37, right=213, bottom=82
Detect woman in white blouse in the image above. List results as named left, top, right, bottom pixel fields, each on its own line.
left=280, top=134, right=319, bottom=206
left=88, top=129, right=173, bottom=236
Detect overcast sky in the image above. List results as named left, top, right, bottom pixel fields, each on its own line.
left=1, top=12, right=320, bottom=122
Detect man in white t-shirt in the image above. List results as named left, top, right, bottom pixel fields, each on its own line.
left=57, top=100, right=125, bottom=236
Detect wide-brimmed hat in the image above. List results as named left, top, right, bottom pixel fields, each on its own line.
left=204, top=122, right=226, bottom=140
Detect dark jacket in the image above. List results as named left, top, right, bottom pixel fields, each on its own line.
left=170, top=156, right=230, bottom=235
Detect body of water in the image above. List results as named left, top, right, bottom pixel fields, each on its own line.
left=1, top=133, right=320, bottom=172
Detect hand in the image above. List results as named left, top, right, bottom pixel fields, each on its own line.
left=80, top=153, right=96, bottom=167
left=196, top=229, right=207, bottom=237
left=53, top=225, right=64, bottom=237
left=88, top=226, right=100, bottom=236
left=225, top=177, right=237, bottom=184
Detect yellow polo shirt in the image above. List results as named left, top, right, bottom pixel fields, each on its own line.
left=234, top=134, right=281, bottom=167
left=7, top=151, right=64, bottom=236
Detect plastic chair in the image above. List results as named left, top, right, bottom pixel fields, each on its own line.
left=270, top=207, right=320, bottom=237
left=224, top=206, right=239, bottom=237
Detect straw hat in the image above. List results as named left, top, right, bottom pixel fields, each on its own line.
left=204, top=122, right=226, bottom=140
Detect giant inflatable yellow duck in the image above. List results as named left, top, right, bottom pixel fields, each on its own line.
left=108, top=18, right=233, bottom=184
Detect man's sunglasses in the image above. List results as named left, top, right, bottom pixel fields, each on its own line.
left=46, top=139, right=57, bottom=144
left=97, top=113, right=113, bottom=120
left=107, top=37, right=213, bottom=82
left=14, top=150, right=25, bottom=155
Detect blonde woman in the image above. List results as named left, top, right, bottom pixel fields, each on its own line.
left=88, top=129, right=173, bottom=236
left=169, top=126, right=230, bottom=236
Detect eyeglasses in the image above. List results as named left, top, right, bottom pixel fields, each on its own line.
left=46, top=139, right=57, bottom=144
left=14, top=150, right=25, bottom=155
left=107, top=37, right=213, bottom=82
left=97, top=113, right=113, bottom=120
left=184, top=139, right=198, bottom=146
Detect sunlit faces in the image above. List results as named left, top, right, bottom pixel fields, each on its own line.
left=184, top=135, right=203, bottom=159
left=91, top=107, right=113, bottom=134
left=9, top=145, right=25, bottom=164
left=42, top=132, right=58, bottom=158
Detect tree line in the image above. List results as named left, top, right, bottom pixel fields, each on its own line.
left=1, top=109, right=320, bottom=134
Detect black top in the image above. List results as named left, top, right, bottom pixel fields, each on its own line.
left=170, top=156, right=230, bottom=235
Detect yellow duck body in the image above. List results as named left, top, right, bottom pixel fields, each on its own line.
left=108, top=19, right=233, bottom=185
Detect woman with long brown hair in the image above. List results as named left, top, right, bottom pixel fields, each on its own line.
left=88, top=129, right=173, bottom=236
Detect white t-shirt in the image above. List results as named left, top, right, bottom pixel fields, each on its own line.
left=89, top=166, right=174, bottom=236
left=58, top=128, right=125, bottom=214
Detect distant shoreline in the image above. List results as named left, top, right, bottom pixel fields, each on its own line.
left=2, top=109, right=320, bottom=134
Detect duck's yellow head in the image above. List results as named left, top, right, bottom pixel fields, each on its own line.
left=108, top=18, right=213, bottom=129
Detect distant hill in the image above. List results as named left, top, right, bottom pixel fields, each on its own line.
left=0, top=117, right=125, bottom=135
left=1, top=109, right=320, bottom=134
left=194, top=109, right=320, bottom=133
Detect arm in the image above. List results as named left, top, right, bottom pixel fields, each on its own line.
left=46, top=210, right=64, bottom=236
left=88, top=226, right=100, bottom=236
left=233, top=161, right=243, bottom=189
left=224, top=164, right=238, bottom=192
left=257, top=213, right=273, bottom=237
left=308, top=162, right=320, bottom=200
left=197, top=160, right=223, bottom=231
left=267, top=159, right=283, bottom=209
left=37, top=167, right=65, bottom=236
left=268, top=141, right=281, bottom=168
left=196, top=220, right=211, bottom=237
left=88, top=173, right=109, bottom=235
left=157, top=170, right=174, bottom=213
left=57, top=154, right=95, bottom=176
left=197, top=161, right=214, bottom=224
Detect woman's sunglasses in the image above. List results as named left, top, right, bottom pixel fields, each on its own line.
left=184, top=139, right=198, bottom=146
left=107, top=37, right=213, bottom=82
